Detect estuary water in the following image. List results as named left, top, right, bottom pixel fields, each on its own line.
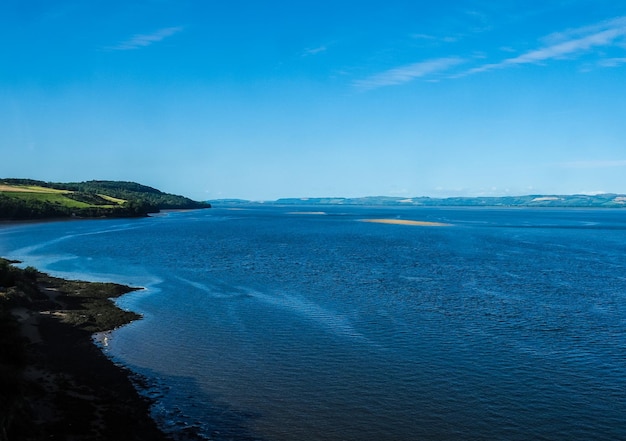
left=1, top=206, right=625, bottom=440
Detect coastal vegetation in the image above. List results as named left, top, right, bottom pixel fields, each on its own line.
left=0, top=179, right=211, bottom=220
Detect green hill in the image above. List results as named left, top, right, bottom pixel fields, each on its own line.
left=0, top=179, right=210, bottom=220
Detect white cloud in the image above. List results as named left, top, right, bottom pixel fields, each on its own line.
left=354, top=57, right=464, bottom=90
left=108, top=26, right=184, bottom=51
left=411, top=33, right=437, bottom=40
left=462, top=16, right=626, bottom=76
left=499, top=46, right=517, bottom=53
left=355, top=16, right=626, bottom=86
left=542, top=16, right=626, bottom=45
left=410, top=33, right=458, bottom=44
left=303, top=46, right=327, bottom=56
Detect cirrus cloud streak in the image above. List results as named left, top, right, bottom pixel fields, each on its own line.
left=107, top=26, right=184, bottom=51
left=462, top=16, right=626, bottom=76
left=354, top=57, right=464, bottom=90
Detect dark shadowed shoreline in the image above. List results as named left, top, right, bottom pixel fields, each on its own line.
left=0, top=258, right=179, bottom=441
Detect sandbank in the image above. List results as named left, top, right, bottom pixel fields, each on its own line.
left=288, top=211, right=328, bottom=215
left=361, top=218, right=451, bottom=226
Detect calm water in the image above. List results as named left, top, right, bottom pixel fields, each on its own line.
left=1, top=207, right=625, bottom=440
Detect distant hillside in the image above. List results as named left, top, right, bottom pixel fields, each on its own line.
left=213, top=194, right=626, bottom=208
left=0, top=179, right=211, bottom=220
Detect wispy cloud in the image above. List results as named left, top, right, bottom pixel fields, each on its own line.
left=303, top=45, right=327, bottom=56
left=354, top=57, right=464, bottom=90
left=463, top=16, right=626, bottom=75
left=410, top=33, right=458, bottom=43
left=411, top=33, right=437, bottom=41
left=463, top=9, right=493, bottom=34
left=107, top=26, right=184, bottom=51
left=560, top=159, right=626, bottom=168
left=598, top=57, right=626, bottom=67
left=542, top=16, right=626, bottom=45
left=355, top=16, right=626, bottom=88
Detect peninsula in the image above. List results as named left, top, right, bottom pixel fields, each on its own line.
left=0, top=179, right=210, bottom=220
left=0, top=179, right=211, bottom=439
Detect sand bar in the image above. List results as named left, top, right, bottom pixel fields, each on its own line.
left=288, top=211, right=328, bottom=215
left=361, top=218, right=451, bottom=227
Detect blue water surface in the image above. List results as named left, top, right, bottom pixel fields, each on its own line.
left=1, top=206, right=625, bottom=440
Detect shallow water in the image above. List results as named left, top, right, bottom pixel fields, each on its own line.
left=2, top=207, right=625, bottom=440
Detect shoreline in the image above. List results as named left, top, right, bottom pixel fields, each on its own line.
left=0, top=258, right=175, bottom=440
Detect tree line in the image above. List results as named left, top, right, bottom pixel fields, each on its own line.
left=0, top=194, right=152, bottom=220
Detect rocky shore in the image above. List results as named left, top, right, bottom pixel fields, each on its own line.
left=0, top=258, right=172, bottom=441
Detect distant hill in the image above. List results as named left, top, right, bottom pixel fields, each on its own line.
left=211, top=194, right=626, bottom=208
left=0, top=179, right=211, bottom=220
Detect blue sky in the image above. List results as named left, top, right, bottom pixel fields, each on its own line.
left=2, top=1, right=626, bottom=201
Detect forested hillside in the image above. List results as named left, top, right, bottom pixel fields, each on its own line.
left=0, top=179, right=210, bottom=220
left=267, top=194, right=626, bottom=208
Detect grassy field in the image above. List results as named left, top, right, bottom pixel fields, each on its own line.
left=0, top=184, right=69, bottom=194
left=97, top=194, right=126, bottom=204
left=2, top=191, right=94, bottom=208
left=0, top=183, right=125, bottom=210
